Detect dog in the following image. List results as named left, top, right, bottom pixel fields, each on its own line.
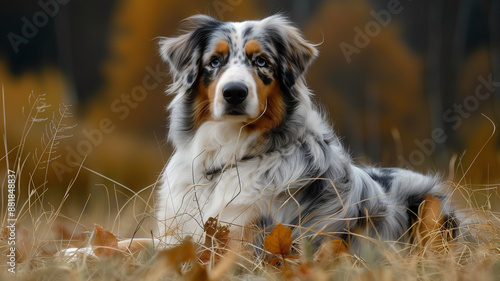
left=156, top=14, right=459, bottom=254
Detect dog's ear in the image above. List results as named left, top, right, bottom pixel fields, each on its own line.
left=159, top=15, right=221, bottom=90
left=262, top=15, right=318, bottom=88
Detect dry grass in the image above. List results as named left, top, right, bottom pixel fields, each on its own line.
left=1, top=94, right=500, bottom=281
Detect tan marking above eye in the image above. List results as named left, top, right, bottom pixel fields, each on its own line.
left=245, top=40, right=261, bottom=55
left=215, top=40, right=229, bottom=54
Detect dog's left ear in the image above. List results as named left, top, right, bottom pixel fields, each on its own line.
left=262, top=15, right=318, bottom=88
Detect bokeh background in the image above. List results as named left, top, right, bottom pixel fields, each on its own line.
left=1, top=0, right=499, bottom=238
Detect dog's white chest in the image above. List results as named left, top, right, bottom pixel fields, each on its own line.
left=156, top=122, right=268, bottom=244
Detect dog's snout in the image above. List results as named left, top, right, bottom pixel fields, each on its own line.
left=222, top=82, right=248, bottom=105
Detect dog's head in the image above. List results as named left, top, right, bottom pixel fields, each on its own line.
left=160, top=15, right=317, bottom=134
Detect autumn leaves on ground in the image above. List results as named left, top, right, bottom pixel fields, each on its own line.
left=5, top=209, right=500, bottom=281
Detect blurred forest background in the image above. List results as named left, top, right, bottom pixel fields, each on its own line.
left=0, top=0, right=499, bottom=237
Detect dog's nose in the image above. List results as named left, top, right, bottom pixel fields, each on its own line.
left=222, top=82, right=248, bottom=105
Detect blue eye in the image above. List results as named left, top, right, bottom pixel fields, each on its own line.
left=210, top=58, right=221, bottom=68
left=255, top=56, right=267, bottom=67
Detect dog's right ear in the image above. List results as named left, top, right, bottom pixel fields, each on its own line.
left=159, top=15, right=221, bottom=90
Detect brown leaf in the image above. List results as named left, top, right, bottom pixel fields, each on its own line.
left=203, top=217, right=229, bottom=248
left=156, top=237, right=209, bottom=279
left=199, top=217, right=230, bottom=263
left=157, top=237, right=197, bottom=271
left=264, top=224, right=293, bottom=256
left=92, top=224, right=119, bottom=257
left=314, top=239, right=347, bottom=264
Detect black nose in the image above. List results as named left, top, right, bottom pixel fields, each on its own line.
left=223, top=82, right=248, bottom=105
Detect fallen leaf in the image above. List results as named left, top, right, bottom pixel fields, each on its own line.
left=314, top=239, right=347, bottom=264
left=92, top=224, right=119, bottom=257
left=156, top=237, right=209, bottom=279
left=203, top=217, right=230, bottom=248
left=199, top=217, right=230, bottom=263
left=264, top=224, right=293, bottom=256
left=157, top=237, right=197, bottom=271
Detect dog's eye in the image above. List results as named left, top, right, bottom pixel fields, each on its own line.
left=210, top=58, right=221, bottom=68
left=255, top=56, right=267, bottom=67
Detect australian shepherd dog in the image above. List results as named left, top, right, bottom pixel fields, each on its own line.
left=156, top=15, right=459, bottom=255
